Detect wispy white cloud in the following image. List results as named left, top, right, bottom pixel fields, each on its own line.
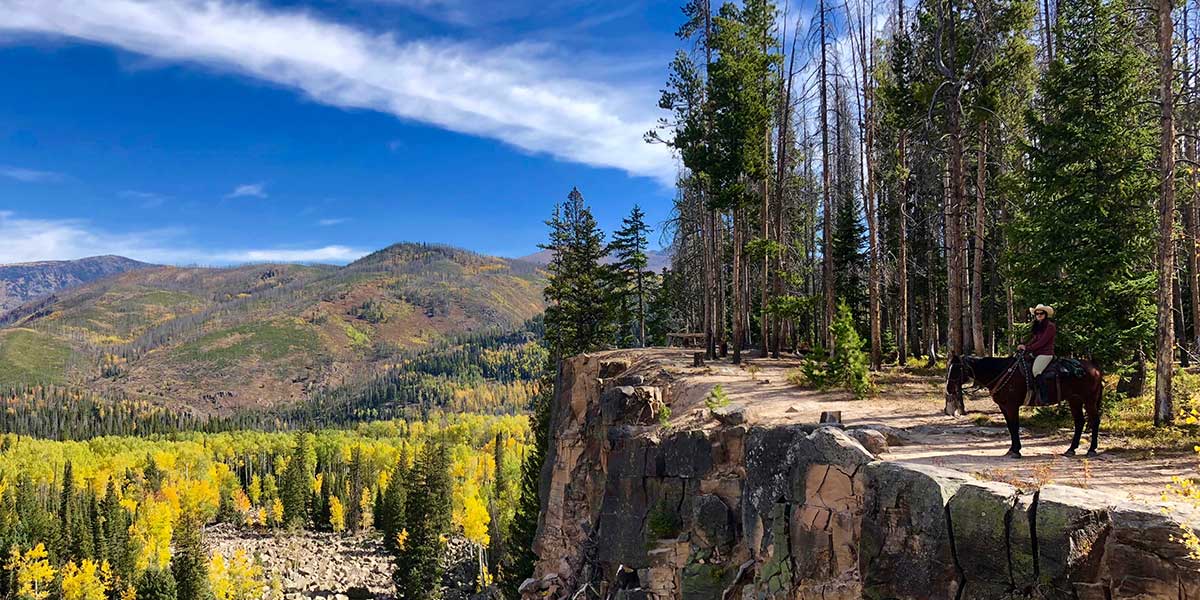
left=226, top=183, right=267, bottom=199
left=0, top=211, right=364, bottom=265
left=209, top=246, right=362, bottom=263
left=0, top=165, right=64, bottom=183
left=317, top=218, right=350, bottom=226
left=0, top=0, right=676, bottom=184
left=120, top=189, right=168, bottom=208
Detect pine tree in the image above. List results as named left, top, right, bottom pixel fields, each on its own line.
left=610, top=206, right=654, bottom=347
left=379, top=448, right=409, bottom=555
left=281, top=432, right=314, bottom=528
left=59, top=461, right=74, bottom=558
left=172, top=514, right=210, bottom=600
left=542, top=188, right=616, bottom=360
left=393, top=442, right=453, bottom=599
left=135, top=568, right=177, bottom=600
left=831, top=164, right=868, bottom=326
left=1008, top=0, right=1156, bottom=371
left=101, top=479, right=135, bottom=592
left=487, top=433, right=507, bottom=575
left=347, top=446, right=365, bottom=532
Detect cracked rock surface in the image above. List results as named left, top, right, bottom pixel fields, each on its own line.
left=530, top=350, right=1200, bottom=600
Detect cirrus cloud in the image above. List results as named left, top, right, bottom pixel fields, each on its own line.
left=0, top=165, right=64, bottom=183
left=0, top=0, right=677, bottom=185
left=0, top=211, right=365, bottom=266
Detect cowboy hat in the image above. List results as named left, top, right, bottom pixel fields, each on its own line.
left=1028, top=304, right=1055, bottom=318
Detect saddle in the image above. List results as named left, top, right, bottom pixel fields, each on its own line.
left=1020, top=356, right=1084, bottom=407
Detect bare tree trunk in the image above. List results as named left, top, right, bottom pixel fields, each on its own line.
left=1155, top=0, right=1176, bottom=426
left=761, top=140, right=771, bottom=358
left=941, top=0, right=966, bottom=388
left=733, top=206, right=744, bottom=364
left=1041, top=0, right=1055, bottom=63
left=972, top=120, right=987, bottom=356
left=856, top=0, right=882, bottom=370
left=717, top=215, right=728, bottom=357
left=896, top=0, right=909, bottom=367
left=703, top=0, right=718, bottom=361
left=773, top=26, right=799, bottom=359
left=1187, top=0, right=1200, bottom=357
left=820, top=0, right=836, bottom=349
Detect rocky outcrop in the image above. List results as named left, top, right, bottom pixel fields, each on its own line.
left=531, top=351, right=1200, bottom=599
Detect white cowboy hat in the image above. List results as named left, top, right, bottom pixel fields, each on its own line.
left=1028, top=304, right=1055, bottom=318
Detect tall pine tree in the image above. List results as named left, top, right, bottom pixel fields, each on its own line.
left=610, top=206, right=654, bottom=348
left=1009, top=0, right=1156, bottom=370
left=393, top=441, right=453, bottom=599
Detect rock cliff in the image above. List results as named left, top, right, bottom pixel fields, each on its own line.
left=528, top=351, right=1200, bottom=599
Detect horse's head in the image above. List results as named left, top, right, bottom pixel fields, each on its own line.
left=945, top=355, right=975, bottom=405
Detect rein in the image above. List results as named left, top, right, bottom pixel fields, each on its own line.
left=956, top=356, right=1023, bottom=397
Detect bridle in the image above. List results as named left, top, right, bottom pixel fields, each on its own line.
left=949, top=354, right=1023, bottom=398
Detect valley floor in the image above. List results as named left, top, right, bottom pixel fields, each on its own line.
left=633, top=348, right=1199, bottom=502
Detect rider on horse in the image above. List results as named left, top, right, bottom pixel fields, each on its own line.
left=1018, top=303, right=1056, bottom=405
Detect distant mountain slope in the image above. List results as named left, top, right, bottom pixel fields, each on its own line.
left=0, top=243, right=546, bottom=413
left=0, top=255, right=153, bottom=313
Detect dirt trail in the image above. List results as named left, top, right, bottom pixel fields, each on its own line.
left=638, top=348, right=1198, bottom=503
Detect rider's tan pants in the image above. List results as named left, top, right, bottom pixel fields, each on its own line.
left=1032, top=354, right=1053, bottom=376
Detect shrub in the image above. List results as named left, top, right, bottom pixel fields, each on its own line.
left=800, top=301, right=873, bottom=399
left=647, top=499, right=681, bottom=539
left=704, top=385, right=730, bottom=411
left=656, top=403, right=671, bottom=427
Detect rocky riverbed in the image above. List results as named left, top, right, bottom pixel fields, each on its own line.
left=206, top=525, right=493, bottom=600
left=207, top=524, right=394, bottom=600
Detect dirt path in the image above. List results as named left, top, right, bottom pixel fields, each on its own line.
left=638, top=348, right=1199, bottom=503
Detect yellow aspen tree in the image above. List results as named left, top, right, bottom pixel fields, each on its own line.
left=10, top=543, right=55, bottom=600
left=328, top=496, right=345, bottom=532
left=61, top=559, right=109, bottom=600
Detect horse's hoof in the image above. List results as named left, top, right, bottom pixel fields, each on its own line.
left=1086, top=450, right=1098, bottom=458
left=1063, top=449, right=1076, bottom=457
left=1004, top=450, right=1023, bottom=459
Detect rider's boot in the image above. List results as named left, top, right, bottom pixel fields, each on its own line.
left=1036, top=374, right=1050, bottom=405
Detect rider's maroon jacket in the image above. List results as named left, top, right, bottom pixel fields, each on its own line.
left=1025, top=321, right=1056, bottom=356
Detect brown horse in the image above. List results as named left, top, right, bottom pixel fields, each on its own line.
left=945, top=352, right=1104, bottom=458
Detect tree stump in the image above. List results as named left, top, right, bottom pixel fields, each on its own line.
left=693, top=352, right=705, bottom=368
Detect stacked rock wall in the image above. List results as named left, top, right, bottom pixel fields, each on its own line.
left=528, top=352, right=1200, bottom=599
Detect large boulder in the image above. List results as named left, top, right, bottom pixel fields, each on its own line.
left=712, top=403, right=754, bottom=427
left=600, top=385, right=664, bottom=426
left=847, top=428, right=888, bottom=455
left=1009, top=492, right=1038, bottom=594
left=860, top=462, right=973, bottom=600
left=1104, top=502, right=1200, bottom=599
left=947, top=480, right=1019, bottom=599
left=1035, top=484, right=1116, bottom=599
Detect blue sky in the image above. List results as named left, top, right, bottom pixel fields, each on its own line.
left=0, top=0, right=692, bottom=264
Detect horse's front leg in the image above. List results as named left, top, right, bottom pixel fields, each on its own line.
left=1000, top=402, right=1022, bottom=458
left=1065, top=400, right=1084, bottom=457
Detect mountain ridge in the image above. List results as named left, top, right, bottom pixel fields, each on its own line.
left=0, top=242, right=547, bottom=414
left=0, top=255, right=154, bottom=313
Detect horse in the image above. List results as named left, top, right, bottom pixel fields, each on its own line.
left=945, top=352, right=1104, bottom=458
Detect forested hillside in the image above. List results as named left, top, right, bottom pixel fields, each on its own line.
left=0, top=413, right=528, bottom=600
left=0, top=244, right=546, bottom=416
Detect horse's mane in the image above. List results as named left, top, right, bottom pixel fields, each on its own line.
left=962, top=355, right=1017, bottom=386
